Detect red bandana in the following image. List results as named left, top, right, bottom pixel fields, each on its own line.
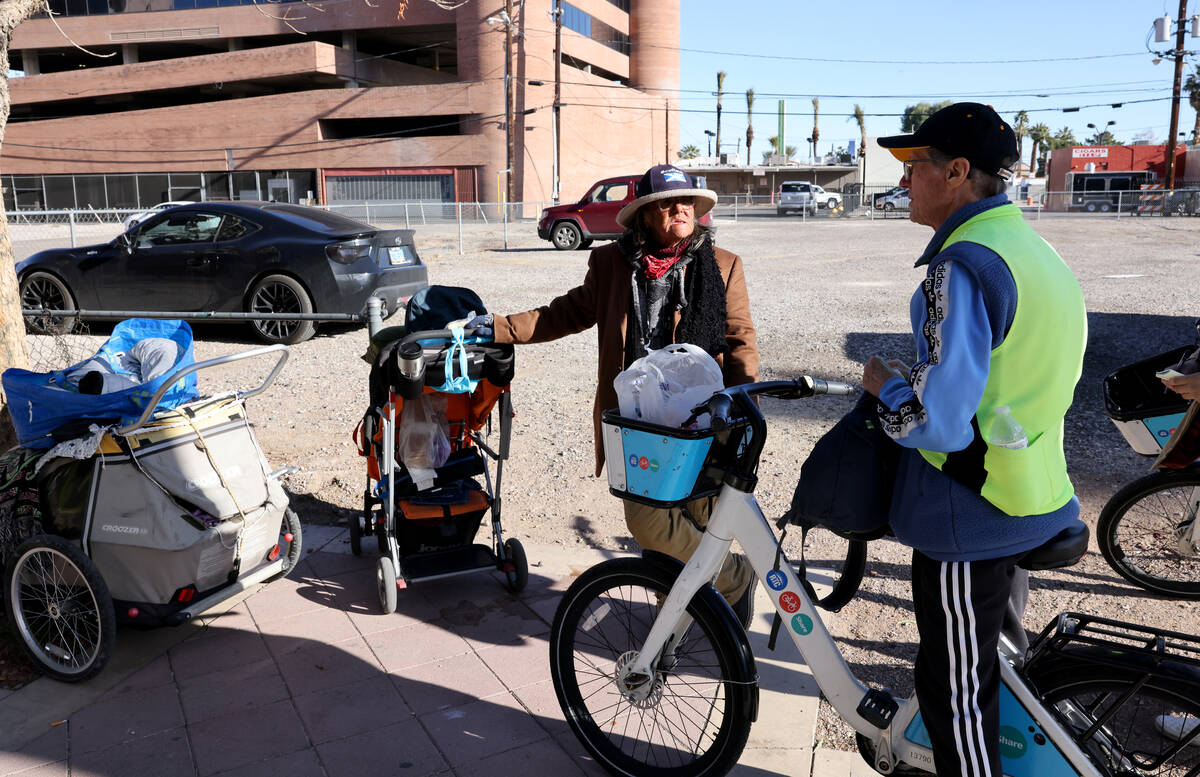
left=642, top=239, right=687, bottom=280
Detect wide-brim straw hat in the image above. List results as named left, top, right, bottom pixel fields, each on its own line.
left=616, top=164, right=718, bottom=228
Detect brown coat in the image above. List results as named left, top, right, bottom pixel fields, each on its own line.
left=492, top=240, right=759, bottom=476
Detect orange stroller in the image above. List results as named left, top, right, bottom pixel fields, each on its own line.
left=353, top=288, right=525, bottom=613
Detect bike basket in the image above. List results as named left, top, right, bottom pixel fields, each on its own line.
left=600, top=409, right=745, bottom=508
left=1102, top=346, right=1192, bottom=455
left=1023, top=612, right=1200, bottom=687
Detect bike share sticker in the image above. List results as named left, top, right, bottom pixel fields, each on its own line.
left=998, top=726, right=1028, bottom=760
left=778, top=591, right=801, bottom=613
left=766, top=570, right=787, bottom=591
left=791, top=613, right=813, bottom=635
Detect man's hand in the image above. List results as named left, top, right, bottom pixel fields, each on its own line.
left=862, top=356, right=909, bottom=397
left=1161, top=371, right=1200, bottom=402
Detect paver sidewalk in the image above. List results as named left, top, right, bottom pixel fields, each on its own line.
left=0, top=525, right=871, bottom=777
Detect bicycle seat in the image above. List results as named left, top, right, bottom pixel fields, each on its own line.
left=1017, top=520, right=1089, bottom=571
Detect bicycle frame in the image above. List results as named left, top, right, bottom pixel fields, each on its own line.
left=617, top=482, right=1105, bottom=777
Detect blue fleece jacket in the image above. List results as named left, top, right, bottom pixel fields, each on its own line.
left=877, top=195, right=1080, bottom=561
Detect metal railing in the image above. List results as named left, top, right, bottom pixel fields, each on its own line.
left=6, top=188, right=1198, bottom=263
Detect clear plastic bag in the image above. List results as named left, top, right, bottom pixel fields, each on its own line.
left=614, top=344, right=724, bottom=428
left=396, top=394, right=451, bottom=471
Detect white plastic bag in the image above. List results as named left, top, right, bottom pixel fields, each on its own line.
left=614, top=344, right=724, bottom=428
left=396, top=394, right=451, bottom=473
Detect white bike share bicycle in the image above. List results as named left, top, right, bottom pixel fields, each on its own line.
left=549, top=378, right=1200, bottom=777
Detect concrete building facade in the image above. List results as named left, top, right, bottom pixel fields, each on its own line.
left=2, top=0, right=680, bottom=210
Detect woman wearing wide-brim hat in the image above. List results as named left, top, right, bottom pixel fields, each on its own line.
left=474, top=164, right=760, bottom=624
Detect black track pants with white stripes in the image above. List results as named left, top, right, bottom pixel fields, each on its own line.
left=912, top=550, right=1021, bottom=777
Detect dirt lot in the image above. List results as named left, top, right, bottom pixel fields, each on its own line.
left=11, top=212, right=1200, bottom=749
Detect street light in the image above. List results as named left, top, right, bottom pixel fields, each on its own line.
left=704, top=130, right=716, bottom=157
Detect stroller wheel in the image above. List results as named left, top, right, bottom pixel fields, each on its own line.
left=5, top=534, right=116, bottom=683
left=503, top=538, right=529, bottom=593
left=377, top=556, right=399, bottom=614
left=270, top=508, right=304, bottom=582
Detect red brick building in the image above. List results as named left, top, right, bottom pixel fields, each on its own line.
left=1046, top=144, right=1189, bottom=192
left=2, top=0, right=680, bottom=210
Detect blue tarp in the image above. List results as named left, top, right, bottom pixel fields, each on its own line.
left=2, top=319, right=199, bottom=449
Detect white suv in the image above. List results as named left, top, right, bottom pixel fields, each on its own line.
left=777, top=181, right=842, bottom=215
left=812, top=185, right=842, bottom=210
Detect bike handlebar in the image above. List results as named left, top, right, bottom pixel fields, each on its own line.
left=698, top=377, right=856, bottom=432
left=682, top=377, right=856, bottom=486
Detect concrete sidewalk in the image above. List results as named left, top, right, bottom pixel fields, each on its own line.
left=0, top=525, right=874, bottom=777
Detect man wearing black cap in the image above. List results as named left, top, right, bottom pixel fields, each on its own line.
left=862, top=103, right=1088, bottom=777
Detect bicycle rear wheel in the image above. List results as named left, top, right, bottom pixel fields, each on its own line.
left=549, top=557, right=755, bottom=777
left=1029, top=663, right=1200, bottom=776
left=1098, top=469, right=1200, bottom=599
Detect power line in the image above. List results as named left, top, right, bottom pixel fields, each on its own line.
left=516, top=25, right=1151, bottom=66
left=566, top=96, right=1174, bottom=118
left=552, top=78, right=1171, bottom=100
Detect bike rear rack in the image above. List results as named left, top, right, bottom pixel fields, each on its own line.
left=1024, top=611, right=1200, bottom=677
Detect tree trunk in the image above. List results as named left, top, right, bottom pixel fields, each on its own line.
left=1029, top=140, right=1038, bottom=180
left=1193, top=111, right=1200, bottom=146
left=0, top=0, right=47, bottom=451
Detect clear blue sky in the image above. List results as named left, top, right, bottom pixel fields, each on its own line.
left=677, top=0, right=1198, bottom=160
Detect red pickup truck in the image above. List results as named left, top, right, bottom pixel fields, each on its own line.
left=537, top=174, right=712, bottom=250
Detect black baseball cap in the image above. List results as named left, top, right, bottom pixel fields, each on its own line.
left=877, top=102, right=1018, bottom=181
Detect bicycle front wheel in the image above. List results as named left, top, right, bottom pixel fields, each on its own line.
left=1029, top=663, right=1200, bottom=777
left=1098, top=468, right=1200, bottom=599
left=549, top=557, right=755, bottom=777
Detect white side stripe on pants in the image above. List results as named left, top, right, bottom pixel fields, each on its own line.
left=940, top=561, right=991, bottom=777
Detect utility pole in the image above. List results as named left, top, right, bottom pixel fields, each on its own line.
left=1165, top=0, right=1188, bottom=190
left=505, top=0, right=515, bottom=207
left=553, top=0, right=562, bottom=202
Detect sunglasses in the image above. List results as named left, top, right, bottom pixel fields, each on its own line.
left=902, top=159, right=935, bottom=179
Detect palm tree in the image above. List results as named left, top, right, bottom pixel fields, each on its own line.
left=849, top=104, right=866, bottom=154
left=678, top=144, right=700, bottom=160
left=1185, top=64, right=1200, bottom=146
left=745, top=88, right=755, bottom=166
left=849, top=104, right=867, bottom=186
left=1012, top=110, right=1030, bottom=163
left=811, top=98, right=820, bottom=161
left=715, top=71, right=726, bottom=159
left=1028, top=123, right=1051, bottom=176
left=1051, top=126, right=1077, bottom=149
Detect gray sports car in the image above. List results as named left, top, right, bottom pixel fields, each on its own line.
left=17, top=201, right=429, bottom=344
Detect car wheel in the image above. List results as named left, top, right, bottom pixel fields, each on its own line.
left=20, top=271, right=77, bottom=334
left=883, top=202, right=894, bottom=211
left=1085, top=202, right=1098, bottom=213
left=827, top=198, right=838, bottom=209
left=248, top=274, right=316, bottom=345
left=551, top=221, right=582, bottom=250
left=1099, top=202, right=1112, bottom=213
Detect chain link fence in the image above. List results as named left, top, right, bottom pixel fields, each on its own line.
left=21, top=320, right=101, bottom=375
left=7, top=187, right=1200, bottom=264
